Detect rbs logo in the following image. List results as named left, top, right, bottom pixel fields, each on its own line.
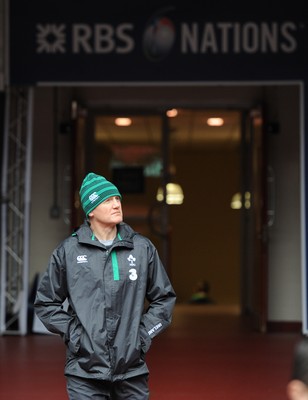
left=72, top=24, right=134, bottom=54
left=36, top=23, right=135, bottom=54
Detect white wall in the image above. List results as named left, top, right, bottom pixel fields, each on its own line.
left=266, top=85, right=302, bottom=321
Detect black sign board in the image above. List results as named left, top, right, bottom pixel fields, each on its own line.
left=9, top=0, right=308, bottom=85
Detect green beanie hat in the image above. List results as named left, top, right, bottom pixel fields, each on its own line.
left=79, top=172, right=122, bottom=216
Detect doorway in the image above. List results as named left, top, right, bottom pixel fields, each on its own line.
left=72, top=106, right=245, bottom=308
left=25, top=83, right=302, bottom=335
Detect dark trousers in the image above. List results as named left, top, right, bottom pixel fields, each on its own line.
left=66, top=374, right=150, bottom=400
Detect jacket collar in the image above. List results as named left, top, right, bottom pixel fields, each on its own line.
left=75, top=220, right=135, bottom=248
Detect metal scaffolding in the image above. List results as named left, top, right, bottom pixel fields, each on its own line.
left=0, top=87, right=33, bottom=335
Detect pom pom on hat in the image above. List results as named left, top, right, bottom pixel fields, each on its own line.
left=79, top=172, right=122, bottom=216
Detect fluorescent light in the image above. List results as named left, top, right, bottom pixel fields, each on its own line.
left=230, top=192, right=251, bottom=209
left=230, top=192, right=242, bottom=209
left=156, top=183, right=184, bottom=205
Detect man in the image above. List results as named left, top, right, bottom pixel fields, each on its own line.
left=287, top=338, right=308, bottom=400
left=34, top=172, right=176, bottom=400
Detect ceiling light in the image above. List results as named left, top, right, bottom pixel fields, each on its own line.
left=166, top=108, right=178, bottom=118
left=207, top=117, right=224, bottom=127
left=114, top=117, right=132, bottom=127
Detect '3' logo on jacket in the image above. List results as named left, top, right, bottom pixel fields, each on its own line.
left=129, top=268, right=138, bottom=281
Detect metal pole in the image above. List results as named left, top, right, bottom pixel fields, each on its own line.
left=20, top=88, right=33, bottom=335
left=161, top=112, right=170, bottom=272
left=0, top=87, right=9, bottom=334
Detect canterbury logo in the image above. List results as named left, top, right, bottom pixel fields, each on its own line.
left=77, top=255, right=88, bottom=263
left=89, top=192, right=99, bottom=203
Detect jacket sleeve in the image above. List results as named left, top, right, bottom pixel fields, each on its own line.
left=140, top=244, right=176, bottom=345
left=34, top=245, right=74, bottom=340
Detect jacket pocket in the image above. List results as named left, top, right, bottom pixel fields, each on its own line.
left=66, top=318, right=83, bottom=354
left=140, top=326, right=152, bottom=353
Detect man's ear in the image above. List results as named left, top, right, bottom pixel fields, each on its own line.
left=287, top=379, right=307, bottom=399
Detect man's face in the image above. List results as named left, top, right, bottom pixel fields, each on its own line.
left=287, top=379, right=308, bottom=400
left=89, top=196, right=123, bottom=226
